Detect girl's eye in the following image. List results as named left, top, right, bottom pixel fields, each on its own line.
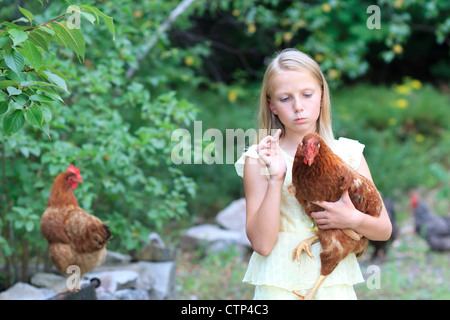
left=303, top=93, right=312, bottom=98
left=280, top=97, right=289, bottom=102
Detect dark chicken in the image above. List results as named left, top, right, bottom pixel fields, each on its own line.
left=40, top=165, right=112, bottom=276
left=410, top=193, right=450, bottom=252
left=370, top=197, right=398, bottom=262
left=288, top=133, right=383, bottom=299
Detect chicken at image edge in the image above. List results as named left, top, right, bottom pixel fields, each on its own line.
left=40, top=165, right=112, bottom=277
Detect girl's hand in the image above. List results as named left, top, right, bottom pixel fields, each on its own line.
left=256, top=129, right=287, bottom=181
left=310, top=190, right=363, bottom=230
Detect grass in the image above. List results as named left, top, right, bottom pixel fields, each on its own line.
left=176, top=245, right=254, bottom=300
left=175, top=201, right=450, bottom=300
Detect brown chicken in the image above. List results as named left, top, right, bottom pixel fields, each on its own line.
left=40, top=165, right=112, bottom=277
left=288, top=133, right=382, bottom=299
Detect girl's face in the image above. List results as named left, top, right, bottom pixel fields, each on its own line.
left=268, top=70, right=322, bottom=139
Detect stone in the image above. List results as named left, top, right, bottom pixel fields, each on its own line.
left=146, top=261, right=176, bottom=300
left=84, top=270, right=139, bottom=293
left=30, top=272, right=66, bottom=292
left=181, top=224, right=250, bottom=252
left=0, top=282, right=55, bottom=300
left=114, top=289, right=150, bottom=300
left=134, top=232, right=177, bottom=262
left=216, top=198, right=246, bottom=232
left=105, top=250, right=132, bottom=265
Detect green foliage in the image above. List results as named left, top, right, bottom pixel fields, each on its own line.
left=0, top=0, right=200, bottom=287
left=332, top=79, right=450, bottom=196
left=181, top=0, right=449, bottom=84
left=0, top=3, right=114, bottom=136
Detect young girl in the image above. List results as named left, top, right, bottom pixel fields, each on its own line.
left=235, top=48, right=392, bottom=300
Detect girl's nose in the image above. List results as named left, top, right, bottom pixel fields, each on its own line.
left=293, top=98, right=303, bottom=113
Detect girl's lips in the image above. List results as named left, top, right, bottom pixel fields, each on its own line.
left=295, top=117, right=306, bottom=123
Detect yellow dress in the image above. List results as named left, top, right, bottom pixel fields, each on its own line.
left=235, top=137, right=366, bottom=300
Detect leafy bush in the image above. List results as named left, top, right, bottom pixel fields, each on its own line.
left=0, top=0, right=200, bottom=287
left=0, top=4, right=114, bottom=136
left=332, top=79, right=450, bottom=196
left=175, top=0, right=450, bottom=84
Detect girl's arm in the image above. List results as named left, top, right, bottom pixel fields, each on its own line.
left=243, top=130, right=286, bottom=256
left=310, top=155, right=392, bottom=241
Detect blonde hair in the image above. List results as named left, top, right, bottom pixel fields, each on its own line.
left=257, top=48, right=334, bottom=145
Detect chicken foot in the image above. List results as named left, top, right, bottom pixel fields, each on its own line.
left=292, top=235, right=319, bottom=263
left=293, top=275, right=328, bottom=300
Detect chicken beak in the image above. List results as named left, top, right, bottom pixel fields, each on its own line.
left=307, top=160, right=312, bottom=166
left=78, top=175, right=84, bottom=183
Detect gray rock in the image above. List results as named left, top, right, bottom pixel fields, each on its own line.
left=146, top=261, right=176, bottom=300
left=181, top=224, right=250, bottom=252
left=30, top=272, right=66, bottom=292
left=84, top=270, right=139, bottom=293
left=134, top=233, right=177, bottom=262
left=216, top=198, right=246, bottom=232
left=105, top=250, right=132, bottom=265
left=114, top=289, right=150, bottom=300
left=0, top=282, right=55, bottom=300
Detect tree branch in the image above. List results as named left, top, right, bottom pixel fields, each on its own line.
left=125, top=0, right=197, bottom=80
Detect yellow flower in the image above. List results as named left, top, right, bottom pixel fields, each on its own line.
left=228, top=89, right=238, bottom=103
left=396, top=99, right=408, bottom=108
left=248, top=23, right=256, bottom=34
left=315, top=54, right=324, bottom=62
left=393, top=44, right=403, bottom=54
left=412, top=80, right=422, bottom=90
left=394, top=0, right=404, bottom=8
left=395, top=85, right=411, bottom=95
left=415, top=134, right=425, bottom=143
left=184, top=56, right=195, bottom=66
left=388, top=118, right=397, bottom=126
left=293, top=20, right=306, bottom=31
left=322, top=3, right=331, bottom=13
left=327, top=69, right=340, bottom=80
left=283, top=32, right=293, bottom=43
left=232, top=9, right=240, bottom=17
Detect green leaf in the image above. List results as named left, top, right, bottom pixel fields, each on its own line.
left=8, top=29, right=28, bottom=46
left=7, top=86, right=22, bottom=96
left=34, top=86, right=64, bottom=102
left=51, top=21, right=86, bottom=61
left=3, top=109, right=25, bottom=135
left=0, top=101, right=8, bottom=115
left=25, top=220, right=34, bottom=232
left=3, top=49, right=25, bottom=75
left=18, top=6, right=34, bottom=23
left=43, top=71, right=68, bottom=93
left=25, top=106, right=43, bottom=128
left=81, top=12, right=96, bottom=25
left=28, top=29, right=51, bottom=52
left=39, top=26, right=55, bottom=35
left=29, top=94, right=55, bottom=102
left=81, top=5, right=115, bottom=40
left=23, top=41, right=42, bottom=70
left=40, top=104, right=52, bottom=122
left=0, top=80, right=19, bottom=90
left=0, top=36, right=10, bottom=49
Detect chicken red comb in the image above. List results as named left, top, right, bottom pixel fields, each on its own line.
left=410, top=193, right=419, bottom=209
left=66, top=165, right=81, bottom=175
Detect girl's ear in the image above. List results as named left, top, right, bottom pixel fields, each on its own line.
left=268, top=99, right=278, bottom=115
